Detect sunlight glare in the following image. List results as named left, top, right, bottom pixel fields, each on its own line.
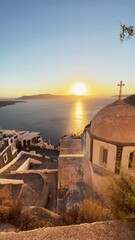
left=72, top=83, right=87, bottom=95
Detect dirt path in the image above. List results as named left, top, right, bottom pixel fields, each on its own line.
left=0, top=221, right=135, bottom=240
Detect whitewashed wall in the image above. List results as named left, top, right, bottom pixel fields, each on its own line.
left=92, top=139, right=117, bottom=172
left=92, top=171, right=111, bottom=194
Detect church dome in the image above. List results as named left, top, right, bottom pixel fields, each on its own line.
left=90, top=100, right=135, bottom=144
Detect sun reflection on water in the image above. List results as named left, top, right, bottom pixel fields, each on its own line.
left=75, top=101, right=83, bottom=119
left=71, top=100, right=87, bottom=134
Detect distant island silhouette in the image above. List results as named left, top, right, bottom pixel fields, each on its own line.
left=18, top=94, right=135, bottom=103
left=0, top=94, right=135, bottom=108
left=113, top=94, right=129, bottom=98
left=18, top=94, right=85, bottom=100
left=0, top=100, right=24, bottom=108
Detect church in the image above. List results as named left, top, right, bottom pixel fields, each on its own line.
left=58, top=81, right=135, bottom=209
left=82, top=81, right=135, bottom=191
left=84, top=81, right=135, bottom=173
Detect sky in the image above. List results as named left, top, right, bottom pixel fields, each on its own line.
left=0, top=0, right=135, bottom=98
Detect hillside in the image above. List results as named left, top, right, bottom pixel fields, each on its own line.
left=113, top=94, right=129, bottom=98
left=18, top=94, right=76, bottom=100
left=124, top=94, right=135, bottom=106
left=0, top=101, right=24, bottom=108
left=1, top=220, right=135, bottom=240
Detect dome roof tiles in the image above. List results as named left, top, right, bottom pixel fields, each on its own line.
left=90, top=100, right=135, bottom=143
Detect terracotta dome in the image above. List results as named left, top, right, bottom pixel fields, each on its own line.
left=90, top=100, right=135, bottom=143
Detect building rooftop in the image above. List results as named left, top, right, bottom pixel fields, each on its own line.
left=60, top=134, right=83, bottom=155
left=21, top=132, right=40, bottom=141
left=90, top=100, right=135, bottom=144
left=0, top=150, right=58, bottom=210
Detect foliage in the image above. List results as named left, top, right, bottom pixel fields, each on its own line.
left=61, top=208, right=83, bottom=225
left=0, top=206, right=9, bottom=222
left=0, top=188, right=58, bottom=230
left=0, top=188, right=22, bottom=227
left=8, top=200, right=22, bottom=226
left=19, top=213, right=42, bottom=231
left=60, top=199, right=110, bottom=225
left=120, top=24, right=135, bottom=43
left=80, top=198, right=110, bottom=223
left=0, top=187, right=11, bottom=205
left=61, top=173, right=135, bottom=225
left=105, top=173, right=135, bottom=219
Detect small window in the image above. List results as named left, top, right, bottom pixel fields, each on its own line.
left=3, top=153, right=8, bottom=163
left=128, top=151, right=135, bottom=169
left=102, top=148, right=108, bottom=164
left=100, top=147, right=108, bottom=166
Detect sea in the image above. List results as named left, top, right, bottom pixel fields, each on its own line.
left=0, top=97, right=117, bottom=144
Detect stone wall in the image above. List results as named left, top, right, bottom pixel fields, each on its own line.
left=58, top=135, right=93, bottom=211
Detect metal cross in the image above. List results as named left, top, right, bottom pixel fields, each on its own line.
left=117, top=81, right=125, bottom=100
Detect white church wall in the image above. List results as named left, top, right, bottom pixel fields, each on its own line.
left=92, top=139, right=117, bottom=172
left=121, top=146, right=135, bottom=172
left=92, top=171, right=110, bottom=194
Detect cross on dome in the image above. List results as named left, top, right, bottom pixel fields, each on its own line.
left=117, top=81, right=125, bottom=100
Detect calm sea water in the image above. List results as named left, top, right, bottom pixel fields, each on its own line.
left=0, top=97, right=117, bottom=144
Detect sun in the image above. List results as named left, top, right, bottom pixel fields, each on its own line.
left=71, top=83, right=87, bottom=96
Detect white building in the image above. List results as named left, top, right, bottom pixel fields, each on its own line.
left=83, top=98, right=135, bottom=192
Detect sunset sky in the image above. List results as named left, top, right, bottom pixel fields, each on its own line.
left=0, top=0, right=135, bottom=98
